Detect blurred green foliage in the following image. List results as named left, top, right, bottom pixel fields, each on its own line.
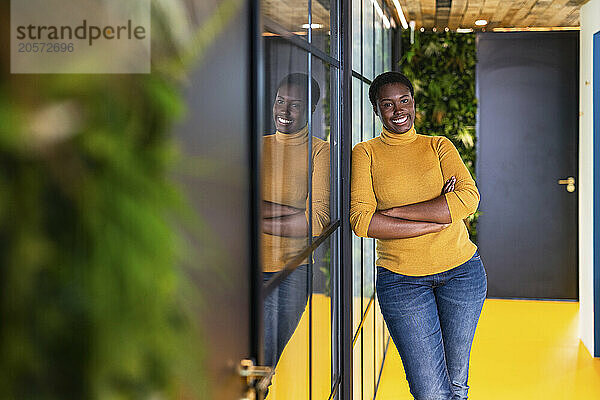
left=399, top=30, right=480, bottom=242
left=0, top=0, right=241, bottom=398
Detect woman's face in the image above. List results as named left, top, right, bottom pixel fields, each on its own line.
left=374, top=82, right=415, bottom=134
left=273, top=83, right=308, bottom=134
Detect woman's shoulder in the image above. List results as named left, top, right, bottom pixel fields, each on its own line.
left=352, top=137, right=379, bottom=151
left=415, top=133, right=447, bottom=142
left=416, top=134, right=455, bottom=149
left=312, top=135, right=328, bottom=145
left=312, top=136, right=330, bottom=152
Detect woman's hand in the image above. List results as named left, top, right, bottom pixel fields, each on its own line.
left=432, top=222, right=451, bottom=233
left=442, top=176, right=456, bottom=194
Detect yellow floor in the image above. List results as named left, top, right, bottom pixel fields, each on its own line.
left=267, top=295, right=381, bottom=399
left=266, top=295, right=331, bottom=400
left=377, top=299, right=600, bottom=400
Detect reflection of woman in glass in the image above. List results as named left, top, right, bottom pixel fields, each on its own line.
left=350, top=72, right=486, bottom=400
left=262, top=73, right=330, bottom=368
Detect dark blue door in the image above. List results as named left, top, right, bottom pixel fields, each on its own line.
left=477, top=32, right=579, bottom=299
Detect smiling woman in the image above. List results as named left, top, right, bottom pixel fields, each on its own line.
left=370, top=74, right=415, bottom=134
left=272, top=74, right=320, bottom=134
left=258, top=34, right=336, bottom=400
left=350, top=71, right=486, bottom=399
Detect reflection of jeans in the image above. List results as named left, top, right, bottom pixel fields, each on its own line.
left=376, top=251, right=487, bottom=400
left=263, top=265, right=309, bottom=367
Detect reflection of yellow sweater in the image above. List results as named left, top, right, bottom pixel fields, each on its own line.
left=350, top=126, right=479, bottom=276
left=262, top=126, right=330, bottom=272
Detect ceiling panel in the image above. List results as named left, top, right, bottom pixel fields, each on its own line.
left=386, top=0, right=586, bottom=29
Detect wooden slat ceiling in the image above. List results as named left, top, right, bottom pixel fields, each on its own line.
left=260, top=0, right=587, bottom=33
left=392, top=0, right=588, bottom=30
left=262, top=0, right=330, bottom=32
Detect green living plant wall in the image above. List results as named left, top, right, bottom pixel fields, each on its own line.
left=399, top=29, right=480, bottom=242
left=0, top=0, right=241, bottom=398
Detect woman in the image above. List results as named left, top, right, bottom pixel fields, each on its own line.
left=350, top=71, right=486, bottom=400
left=262, top=73, right=330, bottom=368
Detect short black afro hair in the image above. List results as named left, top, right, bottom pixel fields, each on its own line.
left=277, top=73, right=321, bottom=109
left=368, top=71, right=414, bottom=108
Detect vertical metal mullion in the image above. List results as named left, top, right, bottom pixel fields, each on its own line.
left=331, top=0, right=343, bottom=383
left=392, top=25, right=402, bottom=72
left=249, top=0, right=264, bottom=372
left=359, top=0, right=364, bottom=318
left=331, top=229, right=340, bottom=390
left=329, top=66, right=337, bottom=396
left=340, top=0, right=353, bottom=396
left=368, top=5, right=376, bottom=397
left=332, top=0, right=340, bottom=62
left=371, top=4, right=376, bottom=377
left=373, top=246, right=377, bottom=393
left=372, top=1, right=375, bottom=80
left=330, top=53, right=342, bottom=392
left=359, top=2, right=365, bottom=399
left=307, top=1, right=314, bottom=397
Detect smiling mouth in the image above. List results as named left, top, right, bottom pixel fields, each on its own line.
left=391, top=115, right=409, bottom=124
left=277, top=116, right=293, bottom=125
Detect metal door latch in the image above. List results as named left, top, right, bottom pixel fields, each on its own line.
left=239, top=359, right=274, bottom=400
left=557, top=176, right=576, bottom=193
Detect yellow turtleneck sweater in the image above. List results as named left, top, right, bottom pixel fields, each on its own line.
left=262, top=126, right=330, bottom=272
left=350, top=125, right=479, bottom=276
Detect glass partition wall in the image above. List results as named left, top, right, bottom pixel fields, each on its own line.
left=255, top=0, right=395, bottom=399
left=351, top=1, right=394, bottom=400
left=259, top=1, right=341, bottom=399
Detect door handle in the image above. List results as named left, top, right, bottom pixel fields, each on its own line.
left=557, top=176, right=576, bottom=192
left=239, top=359, right=274, bottom=400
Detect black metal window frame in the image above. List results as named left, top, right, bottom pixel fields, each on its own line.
left=250, top=1, right=346, bottom=399
left=249, top=0, right=399, bottom=398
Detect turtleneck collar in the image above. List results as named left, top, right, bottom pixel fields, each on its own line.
left=275, top=124, right=309, bottom=145
left=380, top=124, right=417, bottom=145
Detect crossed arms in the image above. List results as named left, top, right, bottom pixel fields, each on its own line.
left=262, top=201, right=308, bottom=237
left=366, top=177, right=456, bottom=239
left=262, top=142, right=331, bottom=238
left=350, top=137, right=480, bottom=240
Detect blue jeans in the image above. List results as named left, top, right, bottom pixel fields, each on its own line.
left=376, top=251, right=487, bottom=400
left=263, top=265, right=309, bottom=367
